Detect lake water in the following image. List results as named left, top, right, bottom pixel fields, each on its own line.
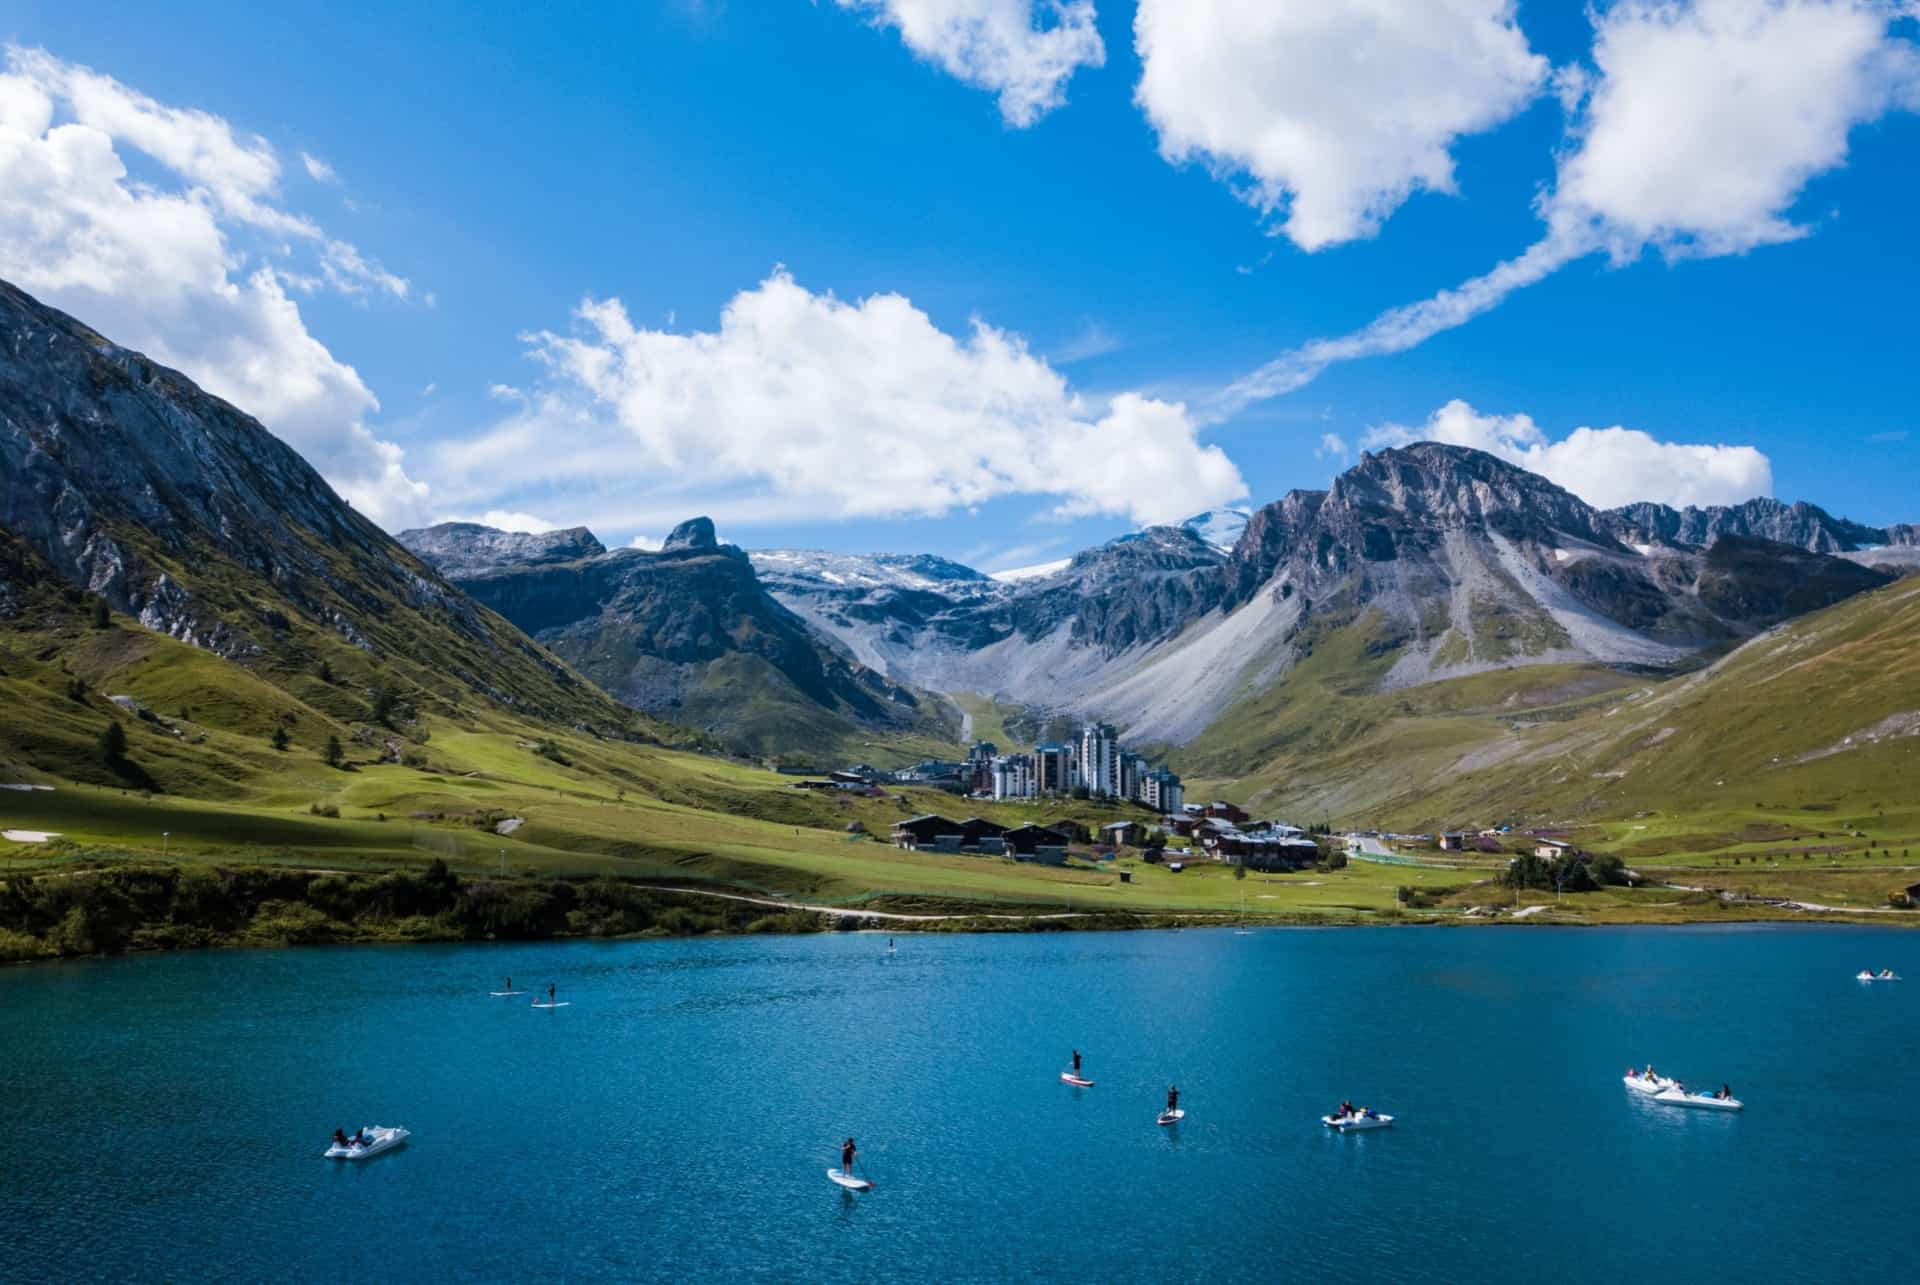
left=2, top=926, right=1914, bottom=1283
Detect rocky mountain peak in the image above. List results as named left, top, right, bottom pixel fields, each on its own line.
left=396, top=523, right=606, bottom=579
left=662, top=516, right=718, bottom=553
left=1336, top=443, right=1607, bottom=542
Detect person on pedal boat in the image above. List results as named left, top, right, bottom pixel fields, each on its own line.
left=332, top=1129, right=350, bottom=1148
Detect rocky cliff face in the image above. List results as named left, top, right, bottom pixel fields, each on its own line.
left=0, top=278, right=627, bottom=728
left=394, top=523, right=606, bottom=579
left=1601, top=496, right=1890, bottom=554
left=403, top=520, right=947, bottom=757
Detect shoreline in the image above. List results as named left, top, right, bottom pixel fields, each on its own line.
left=3, top=859, right=1909, bottom=968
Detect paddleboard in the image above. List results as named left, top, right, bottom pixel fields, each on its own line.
left=1061, top=1073, right=1094, bottom=1087
left=1157, top=1109, right=1186, bottom=1126
left=490, top=990, right=526, bottom=997
left=827, top=1168, right=873, bottom=1191
left=531, top=1001, right=571, bottom=1009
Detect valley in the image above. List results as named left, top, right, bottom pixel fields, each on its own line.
left=3, top=275, right=1918, bottom=956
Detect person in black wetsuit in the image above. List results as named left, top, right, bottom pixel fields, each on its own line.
left=1072, top=1050, right=1082, bottom=1076
left=332, top=1128, right=350, bottom=1148
left=1166, top=1085, right=1179, bottom=1114
left=841, top=1137, right=857, bottom=1175
left=547, top=983, right=556, bottom=1006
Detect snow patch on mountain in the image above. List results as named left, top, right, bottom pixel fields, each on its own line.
left=1179, top=508, right=1251, bottom=553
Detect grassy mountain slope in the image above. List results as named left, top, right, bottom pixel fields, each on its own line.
left=1181, top=578, right=1920, bottom=864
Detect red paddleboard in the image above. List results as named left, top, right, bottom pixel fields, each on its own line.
left=1061, top=1072, right=1094, bottom=1087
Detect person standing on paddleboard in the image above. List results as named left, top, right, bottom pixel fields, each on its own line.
left=1072, top=1049, right=1082, bottom=1076
left=841, top=1137, right=856, bottom=1175
left=1166, top=1085, right=1179, bottom=1113
left=547, top=983, right=556, bottom=1006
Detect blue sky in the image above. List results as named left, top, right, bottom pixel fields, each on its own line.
left=3, top=1, right=1916, bottom=570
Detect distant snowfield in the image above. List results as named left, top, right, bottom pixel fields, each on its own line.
left=3, top=830, right=59, bottom=843
left=989, top=559, right=1072, bottom=584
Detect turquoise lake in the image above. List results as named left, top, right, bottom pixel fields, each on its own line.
left=2, top=925, right=1914, bottom=1282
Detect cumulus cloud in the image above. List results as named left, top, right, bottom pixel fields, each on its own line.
left=1210, top=0, right=1920, bottom=415
left=0, top=47, right=426, bottom=527
left=1363, top=399, right=1773, bottom=509
left=1134, top=0, right=1547, bottom=250
left=433, top=269, right=1246, bottom=529
left=1549, top=0, right=1920, bottom=260
left=833, top=0, right=1104, bottom=126
left=435, top=510, right=560, bottom=534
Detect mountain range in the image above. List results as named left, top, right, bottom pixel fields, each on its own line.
left=3, top=274, right=1916, bottom=826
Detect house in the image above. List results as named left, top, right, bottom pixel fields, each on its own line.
left=959, top=817, right=1009, bottom=844
left=1048, top=818, right=1092, bottom=844
left=1534, top=839, right=1573, bottom=860
left=892, top=815, right=963, bottom=850
left=1439, top=833, right=1467, bottom=851
left=1100, top=820, right=1147, bottom=847
left=1204, top=801, right=1250, bottom=825
left=1003, top=823, right=1072, bottom=855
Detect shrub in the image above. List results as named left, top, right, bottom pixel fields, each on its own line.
left=325, top=735, right=343, bottom=768
left=99, top=719, right=127, bottom=764
left=308, top=803, right=340, bottom=818
left=271, top=725, right=289, bottom=751
left=91, top=598, right=111, bottom=628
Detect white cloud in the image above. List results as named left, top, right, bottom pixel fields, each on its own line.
left=1549, top=0, right=1920, bottom=260
left=833, top=0, right=1104, bottom=126
left=1051, top=318, right=1121, bottom=363
left=629, top=534, right=664, bottom=551
left=1362, top=399, right=1773, bottom=509
left=301, top=151, right=337, bottom=184
left=437, top=510, right=560, bottom=534
left=1134, top=0, right=1547, bottom=250
left=1316, top=432, right=1349, bottom=461
left=1209, top=1, right=1920, bottom=414
left=435, top=269, right=1246, bottom=529
left=487, top=383, right=525, bottom=402
left=0, top=47, right=426, bottom=528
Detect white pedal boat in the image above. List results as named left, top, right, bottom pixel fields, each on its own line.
left=1624, top=1071, right=1678, bottom=1095
left=1651, top=1088, right=1743, bottom=1112
left=325, top=1126, right=409, bottom=1159
left=1323, top=1111, right=1393, bottom=1131
left=1856, top=971, right=1901, bottom=982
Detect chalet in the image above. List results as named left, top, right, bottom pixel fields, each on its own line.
left=1439, top=833, right=1467, bottom=851
left=1048, top=818, right=1092, bottom=844
left=1100, top=820, right=1147, bottom=847
left=892, top=815, right=963, bottom=850
left=959, top=817, right=1009, bottom=844
left=1212, top=834, right=1321, bottom=871
left=1003, top=823, right=1071, bottom=855
left=1534, top=838, right=1573, bottom=860
left=1204, top=801, right=1250, bottom=825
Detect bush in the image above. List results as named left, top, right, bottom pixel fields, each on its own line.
left=91, top=598, right=111, bottom=628
left=99, top=719, right=127, bottom=764
left=271, top=725, right=289, bottom=751
left=533, top=740, right=573, bottom=767
left=308, top=803, right=340, bottom=818
left=325, top=735, right=344, bottom=768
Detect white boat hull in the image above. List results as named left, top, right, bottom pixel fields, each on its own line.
left=1857, top=972, right=1901, bottom=982
left=325, top=1126, right=409, bottom=1159
left=827, top=1168, right=872, bottom=1191
left=1624, top=1073, right=1678, bottom=1095
left=1652, top=1088, right=1743, bottom=1112
left=1323, top=1113, right=1394, bottom=1131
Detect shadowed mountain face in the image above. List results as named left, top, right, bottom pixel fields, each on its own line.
left=0, top=278, right=637, bottom=731
left=400, top=520, right=950, bottom=758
